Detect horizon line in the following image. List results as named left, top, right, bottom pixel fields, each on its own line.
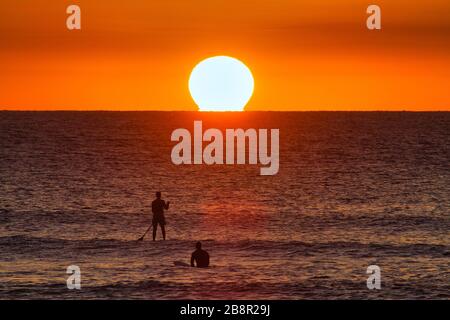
left=1, top=109, right=449, bottom=113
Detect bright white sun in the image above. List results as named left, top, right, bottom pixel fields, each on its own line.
left=189, top=56, right=254, bottom=111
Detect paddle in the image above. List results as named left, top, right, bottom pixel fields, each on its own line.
left=137, top=226, right=151, bottom=241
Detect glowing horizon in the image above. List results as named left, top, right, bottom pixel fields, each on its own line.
left=1, top=0, right=450, bottom=111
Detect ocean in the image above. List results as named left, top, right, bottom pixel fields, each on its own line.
left=0, top=111, right=449, bottom=299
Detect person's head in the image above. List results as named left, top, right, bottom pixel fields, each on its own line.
left=156, top=191, right=161, bottom=199
left=196, top=242, right=202, bottom=250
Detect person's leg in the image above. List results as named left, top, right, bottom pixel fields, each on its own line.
left=161, top=224, right=166, bottom=240
left=152, top=223, right=157, bottom=241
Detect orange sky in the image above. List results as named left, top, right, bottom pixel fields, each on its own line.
left=1, top=0, right=449, bottom=111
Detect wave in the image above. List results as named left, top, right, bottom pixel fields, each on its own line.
left=1, top=235, right=448, bottom=259
left=1, top=209, right=448, bottom=232
left=2, top=277, right=449, bottom=300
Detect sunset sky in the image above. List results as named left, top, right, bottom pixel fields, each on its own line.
left=1, top=0, right=449, bottom=111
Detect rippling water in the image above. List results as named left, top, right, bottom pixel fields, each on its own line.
left=0, top=112, right=449, bottom=299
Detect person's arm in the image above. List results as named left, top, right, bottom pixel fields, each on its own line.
left=191, top=253, right=195, bottom=267
left=164, top=201, right=170, bottom=210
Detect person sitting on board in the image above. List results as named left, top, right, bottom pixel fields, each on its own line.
left=151, top=191, right=170, bottom=241
left=191, top=242, right=210, bottom=268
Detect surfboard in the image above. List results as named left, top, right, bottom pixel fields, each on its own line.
left=174, top=261, right=190, bottom=267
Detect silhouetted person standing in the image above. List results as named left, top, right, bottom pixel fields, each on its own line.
left=191, top=242, right=210, bottom=268
left=151, top=192, right=169, bottom=241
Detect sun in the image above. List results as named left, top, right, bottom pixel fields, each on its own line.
left=189, top=56, right=254, bottom=111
